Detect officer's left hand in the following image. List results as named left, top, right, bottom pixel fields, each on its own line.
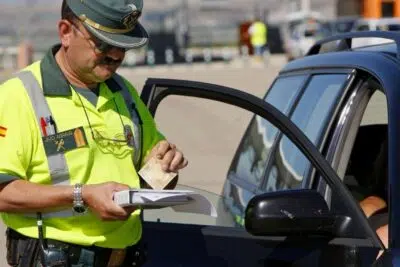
left=146, top=140, right=188, bottom=172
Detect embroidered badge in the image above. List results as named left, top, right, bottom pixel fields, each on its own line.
left=0, top=126, right=7, bottom=137
left=42, top=127, right=88, bottom=156
left=74, top=128, right=86, bottom=148
left=122, top=4, right=141, bottom=29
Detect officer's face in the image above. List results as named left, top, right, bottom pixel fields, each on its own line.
left=63, top=20, right=126, bottom=83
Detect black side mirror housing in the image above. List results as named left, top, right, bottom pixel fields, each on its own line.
left=245, top=190, right=354, bottom=237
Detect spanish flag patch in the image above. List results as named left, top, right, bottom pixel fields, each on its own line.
left=0, top=126, right=7, bottom=137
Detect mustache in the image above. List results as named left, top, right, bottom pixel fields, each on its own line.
left=98, top=57, right=123, bottom=66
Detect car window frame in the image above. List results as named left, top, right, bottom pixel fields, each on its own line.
left=301, top=71, right=358, bottom=188
left=316, top=76, right=385, bottom=207
left=257, top=68, right=356, bottom=193
left=226, top=73, right=310, bottom=193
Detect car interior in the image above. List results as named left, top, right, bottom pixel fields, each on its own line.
left=344, top=123, right=388, bottom=202
left=343, top=89, right=389, bottom=231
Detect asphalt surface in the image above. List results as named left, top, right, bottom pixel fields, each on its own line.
left=0, top=55, right=387, bottom=264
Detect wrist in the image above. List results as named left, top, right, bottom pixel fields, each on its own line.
left=81, top=184, right=88, bottom=203
left=63, top=185, right=75, bottom=205
left=72, top=183, right=87, bottom=214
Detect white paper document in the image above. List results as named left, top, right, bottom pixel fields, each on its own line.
left=113, top=189, right=217, bottom=217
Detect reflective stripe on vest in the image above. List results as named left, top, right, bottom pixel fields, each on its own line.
left=16, top=71, right=70, bottom=186
left=16, top=71, right=142, bottom=218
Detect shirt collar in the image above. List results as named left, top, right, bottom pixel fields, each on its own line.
left=40, top=44, right=122, bottom=97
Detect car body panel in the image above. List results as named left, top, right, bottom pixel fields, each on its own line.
left=142, top=222, right=379, bottom=267
left=138, top=77, right=383, bottom=266
left=267, top=44, right=400, bottom=249
left=281, top=48, right=400, bottom=248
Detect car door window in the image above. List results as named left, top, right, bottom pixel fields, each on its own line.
left=228, top=75, right=306, bottom=187
left=264, top=74, right=348, bottom=192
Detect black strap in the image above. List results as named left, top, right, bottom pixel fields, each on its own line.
left=6, top=228, right=41, bottom=266
left=368, top=207, right=388, bottom=230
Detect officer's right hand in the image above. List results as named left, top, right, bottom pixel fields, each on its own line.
left=82, top=182, right=135, bottom=221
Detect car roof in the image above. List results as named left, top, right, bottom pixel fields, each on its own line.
left=355, top=17, right=400, bottom=25
left=354, top=42, right=397, bottom=53
left=282, top=42, right=398, bottom=72
left=280, top=40, right=400, bottom=109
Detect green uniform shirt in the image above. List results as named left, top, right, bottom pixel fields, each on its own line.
left=0, top=45, right=164, bottom=248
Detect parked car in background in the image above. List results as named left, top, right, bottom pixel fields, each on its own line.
left=321, top=16, right=359, bottom=37
left=281, top=11, right=324, bottom=61
left=284, top=21, right=325, bottom=60
left=137, top=31, right=400, bottom=266
left=351, top=17, right=400, bottom=47
left=352, top=17, right=400, bottom=32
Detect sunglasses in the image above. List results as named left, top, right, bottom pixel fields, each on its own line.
left=71, top=23, right=126, bottom=54
left=92, top=125, right=133, bottom=146
left=73, top=88, right=135, bottom=147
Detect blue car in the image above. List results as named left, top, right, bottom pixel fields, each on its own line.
left=139, top=31, right=398, bottom=266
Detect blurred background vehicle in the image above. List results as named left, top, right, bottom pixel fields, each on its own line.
left=351, top=17, right=400, bottom=47
left=284, top=18, right=327, bottom=60
left=320, top=16, right=359, bottom=36
left=352, top=17, right=400, bottom=32
left=280, top=11, right=325, bottom=61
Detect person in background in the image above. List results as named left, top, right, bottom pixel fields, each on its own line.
left=248, top=18, right=268, bottom=58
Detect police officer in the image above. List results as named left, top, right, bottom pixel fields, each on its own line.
left=248, top=18, right=268, bottom=58
left=0, top=0, right=188, bottom=266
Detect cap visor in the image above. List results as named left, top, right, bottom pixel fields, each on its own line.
left=84, top=22, right=149, bottom=49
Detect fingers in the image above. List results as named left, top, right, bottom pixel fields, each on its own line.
left=169, top=150, right=183, bottom=171
left=155, top=141, right=172, bottom=159
left=169, top=150, right=188, bottom=172
left=160, top=148, right=188, bottom=172
left=100, top=202, right=138, bottom=221
left=152, top=140, right=188, bottom=172
left=84, top=182, right=137, bottom=221
left=124, top=206, right=137, bottom=214
left=145, top=140, right=188, bottom=172
left=102, top=205, right=130, bottom=221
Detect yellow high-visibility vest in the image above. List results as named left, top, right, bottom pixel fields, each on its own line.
left=0, top=46, right=164, bottom=249
left=250, top=21, right=267, bottom=46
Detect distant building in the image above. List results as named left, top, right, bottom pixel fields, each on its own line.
left=337, top=0, right=400, bottom=18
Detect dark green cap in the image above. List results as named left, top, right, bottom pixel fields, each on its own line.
left=66, top=0, right=148, bottom=49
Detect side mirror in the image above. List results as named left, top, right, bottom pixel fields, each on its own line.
left=245, top=190, right=353, bottom=237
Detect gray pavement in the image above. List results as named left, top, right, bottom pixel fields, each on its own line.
left=0, top=55, right=387, bottom=264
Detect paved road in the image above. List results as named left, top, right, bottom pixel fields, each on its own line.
left=0, top=55, right=387, bottom=264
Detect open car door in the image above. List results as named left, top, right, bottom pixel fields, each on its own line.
left=139, top=78, right=383, bottom=267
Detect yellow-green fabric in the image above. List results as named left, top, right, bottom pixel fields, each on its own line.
left=0, top=46, right=164, bottom=249
left=250, top=21, right=267, bottom=46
